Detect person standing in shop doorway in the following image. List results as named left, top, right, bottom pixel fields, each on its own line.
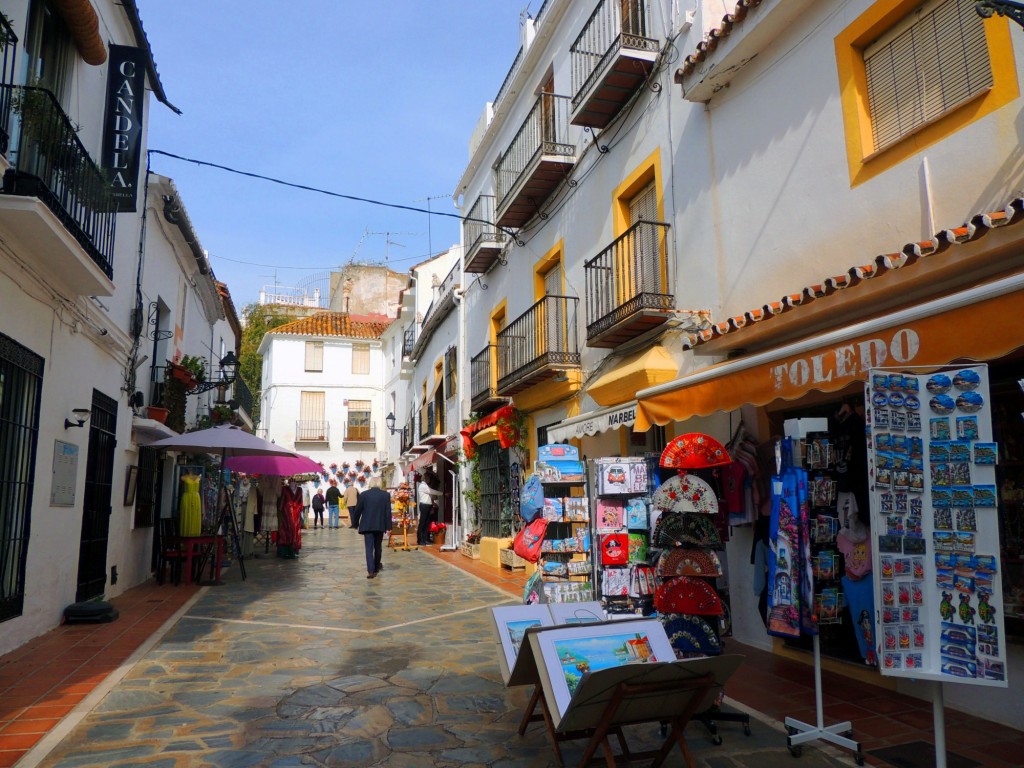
left=343, top=481, right=360, bottom=526
left=324, top=478, right=342, bottom=529
left=351, top=476, right=392, bottom=578
left=416, top=471, right=442, bottom=546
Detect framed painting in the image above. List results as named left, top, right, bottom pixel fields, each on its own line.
left=547, top=601, right=604, bottom=625
left=532, top=618, right=674, bottom=718
left=491, top=605, right=555, bottom=683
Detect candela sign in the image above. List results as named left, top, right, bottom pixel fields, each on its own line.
left=101, top=45, right=147, bottom=212
left=770, top=328, right=921, bottom=391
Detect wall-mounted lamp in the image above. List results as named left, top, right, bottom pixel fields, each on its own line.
left=385, top=412, right=399, bottom=435
left=977, top=1, right=1024, bottom=27
left=65, top=408, right=91, bottom=430
left=186, top=351, right=240, bottom=396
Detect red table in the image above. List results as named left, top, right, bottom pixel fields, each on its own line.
left=180, top=535, right=225, bottom=585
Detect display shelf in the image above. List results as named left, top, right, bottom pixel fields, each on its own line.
left=534, top=445, right=593, bottom=604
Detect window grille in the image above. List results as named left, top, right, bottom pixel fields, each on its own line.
left=865, top=0, right=992, bottom=152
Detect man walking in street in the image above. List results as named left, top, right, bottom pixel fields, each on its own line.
left=324, top=479, right=342, bottom=529
left=343, top=481, right=359, bottom=526
left=351, top=477, right=392, bottom=579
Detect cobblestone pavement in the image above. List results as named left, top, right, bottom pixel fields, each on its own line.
left=37, top=529, right=858, bottom=767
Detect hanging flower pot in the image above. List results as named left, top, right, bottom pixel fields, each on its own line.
left=144, top=405, right=169, bottom=424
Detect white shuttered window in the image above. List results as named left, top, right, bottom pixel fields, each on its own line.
left=864, top=0, right=992, bottom=153
left=304, top=341, right=323, bottom=372
left=352, top=344, right=370, bottom=375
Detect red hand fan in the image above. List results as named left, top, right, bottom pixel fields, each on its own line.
left=654, top=576, right=724, bottom=616
left=660, top=433, right=731, bottom=469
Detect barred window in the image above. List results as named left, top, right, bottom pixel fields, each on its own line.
left=444, top=347, right=457, bottom=399
left=865, top=0, right=992, bottom=153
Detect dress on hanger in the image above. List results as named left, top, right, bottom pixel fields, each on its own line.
left=277, top=483, right=303, bottom=558
left=179, top=473, right=202, bottom=536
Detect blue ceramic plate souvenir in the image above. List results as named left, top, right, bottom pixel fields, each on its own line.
left=955, top=391, right=984, bottom=413
left=904, top=394, right=920, bottom=411
left=926, top=374, right=951, bottom=394
left=872, top=391, right=890, bottom=408
left=953, top=369, right=981, bottom=392
left=930, top=394, right=955, bottom=415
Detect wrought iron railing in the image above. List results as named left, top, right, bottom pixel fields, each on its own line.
left=401, top=423, right=413, bottom=453
left=402, top=327, right=415, bottom=357
left=570, top=0, right=659, bottom=111
left=295, top=420, right=329, bottom=442
left=493, top=45, right=524, bottom=112
left=471, top=344, right=497, bottom=404
left=231, top=375, right=255, bottom=418
left=464, top=194, right=506, bottom=253
left=495, top=93, right=574, bottom=206
left=421, top=261, right=459, bottom=330
left=0, top=16, right=17, bottom=155
left=1, top=86, right=117, bottom=278
left=584, top=220, right=673, bottom=338
left=497, top=295, right=580, bottom=390
left=344, top=421, right=375, bottom=442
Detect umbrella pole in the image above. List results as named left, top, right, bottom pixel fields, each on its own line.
left=217, top=449, right=247, bottom=581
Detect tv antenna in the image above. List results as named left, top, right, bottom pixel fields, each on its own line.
left=364, top=229, right=418, bottom=264
left=415, top=194, right=449, bottom=260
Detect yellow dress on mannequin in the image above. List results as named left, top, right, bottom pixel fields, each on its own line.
left=179, top=473, right=202, bottom=536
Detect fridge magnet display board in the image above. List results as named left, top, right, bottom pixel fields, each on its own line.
left=866, top=365, right=1008, bottom=686
left=529, top=618, right=675, bottom=720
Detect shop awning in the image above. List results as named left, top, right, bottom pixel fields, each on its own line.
left=410, top=449, right=437, bottom=471
left=636, top=274, right=1024, bottom=431
left=131, top=415, right=177, bottom=445
left=546, top=400, right=639, bottom=444
left=587, top=345, right=678, bottom=406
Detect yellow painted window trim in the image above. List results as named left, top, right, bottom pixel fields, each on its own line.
left=835, top=0, right=1018, bottom=187
left=533, top=241, right=565, bottom=301
left=612, top=148, right=664, bottom=236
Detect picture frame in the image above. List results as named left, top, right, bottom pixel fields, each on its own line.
left=123, top=465, right=139, bottom=506
left=491, top=605, right=554, bottom=683
left=532, top=618, right=674, bottom=718
left=547, top=601, right=604, bottom=625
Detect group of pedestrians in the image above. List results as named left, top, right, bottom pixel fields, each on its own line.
left=309, top=479, right=359, bottom=528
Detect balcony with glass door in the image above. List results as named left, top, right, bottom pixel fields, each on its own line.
left=0, top=85, right=117, bottom=297
left=343, top=420, right=375, bottom=442
left=570, top=0, right=660, bottom=128
left=494, top=93, right=575, bottom=229
left=464, top=195, right=507, bottom=273
left=584, top=220, right=674, bottom=347
left=496, top=295, right=581, bottom=395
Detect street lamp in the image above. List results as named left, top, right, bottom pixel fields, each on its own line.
left=976, top=1, right=1024, bottom=27
left=187, top=351, right=241, bottom=397
left=385, top=412, right=399, bottom=434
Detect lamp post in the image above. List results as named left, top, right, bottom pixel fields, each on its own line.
left=385, top=412, right=398, bottom=434
left=976, top=1, right=1024, bottom=27
left=186, top=351, right=240, bottom=397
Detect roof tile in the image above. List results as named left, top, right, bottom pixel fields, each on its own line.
left=269, top=311, right=392, bottom=340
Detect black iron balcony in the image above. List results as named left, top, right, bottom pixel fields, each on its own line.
left=401, top=423, right=414, bottom=453
left=570, top=0, right=660, bottom=128
left=495, top=93, right=576, bottom=229
left=402, top=327, right=416, bottom=358
left=295, top=420, right=329, bottom=442
left=419, top=402, right=436, bottom=441
left=585, top=220, right=675, bottom=348
left=471, top=344, right=506, bottom=413
left=343, top=421, right=375, bottom=442
left=497, top=295, right=581, bottom=395
left=493, top=45, right=524, bottom=114
left=464, top=195, right=507, bottom=273
left=0, top=16, right=17, bottom=155
left=0, top=86, right=117, bottom=285
left=413, top=262, right=459, bottom=358
left=230, top=375, right=255, bottom=421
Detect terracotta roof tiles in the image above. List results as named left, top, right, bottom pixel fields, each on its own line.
left=683, top=196, right=1024, bottom=349
left=269, top=312, right=391, bottom=340
left=675, top=0, right=765, bottom=82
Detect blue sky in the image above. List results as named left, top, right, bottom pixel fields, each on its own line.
left=136, top=1, right=532, bottom=310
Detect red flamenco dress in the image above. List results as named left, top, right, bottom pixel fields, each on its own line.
left=277, top=484, right=303, bottom=559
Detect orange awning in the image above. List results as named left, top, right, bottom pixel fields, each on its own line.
left=636, top=275, right=1024, bottom=430
left=410, top=450, right=437, bottom=471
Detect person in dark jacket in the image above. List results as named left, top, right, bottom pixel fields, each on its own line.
left=311, top=489, right=326, bottom=529
left=324, top=479, right=342, bottom=529
left=351, top=477, right=393, bottom=578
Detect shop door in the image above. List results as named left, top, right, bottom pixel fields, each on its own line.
left=76, top=390, right=117, bottom=602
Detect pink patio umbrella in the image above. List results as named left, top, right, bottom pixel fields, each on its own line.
left=223, top=451, right=322, bottom=476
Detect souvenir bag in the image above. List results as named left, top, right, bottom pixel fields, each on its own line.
left=513, top=517, right=548, bottom=562
left=600, top=532, right=629, bottom=565
left=519, top=474, right=545, bottom=523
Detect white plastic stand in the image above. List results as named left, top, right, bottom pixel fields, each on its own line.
left=784, top=635, right=865, bottom=765
left=932, top=681, right=947, bottom=768
left=440, top=465, right=459, bottom=551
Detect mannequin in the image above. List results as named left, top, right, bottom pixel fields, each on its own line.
left=179, top=470, right=202, bottom=537
left=276, top=479, right=303, bottom=558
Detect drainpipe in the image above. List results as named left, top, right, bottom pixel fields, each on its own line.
left=452, top=275, right=467, bottom=549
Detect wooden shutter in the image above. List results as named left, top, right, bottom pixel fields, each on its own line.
left=865, top=0, right=992, bottom=152
left=299, top=391, right=325, bottom=440
left=304, top=341, right=323, bottom=372
left=352, top=344, right=370, bottom=375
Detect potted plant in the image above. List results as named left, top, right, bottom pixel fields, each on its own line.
left=144, top=405, right=169, bottom=424
left=209, top=403, right=234, bottom=424
left=179, top=355, right=206, bottom=384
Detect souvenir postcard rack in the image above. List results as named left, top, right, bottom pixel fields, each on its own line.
left=536, top=445, right=594, bottom=604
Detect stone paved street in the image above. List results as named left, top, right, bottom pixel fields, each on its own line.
left=37, top=529, right=857, bottom=767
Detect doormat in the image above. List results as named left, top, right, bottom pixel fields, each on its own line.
left=868, top=741, right=979, bottom=768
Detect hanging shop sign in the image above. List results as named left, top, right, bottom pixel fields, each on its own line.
left=101, top=45, right=147, bottom=212
left=635, top=277, right=1024, bottom=430
left=866, top=364, right=1007, bottom=686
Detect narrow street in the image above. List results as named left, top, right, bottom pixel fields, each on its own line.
left=26, top=531, right=854, bottom=767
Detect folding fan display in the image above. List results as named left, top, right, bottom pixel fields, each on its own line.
left=654, top=575, right=724, bottom=616
left=660, top=432, right=731, bottom=470
left=652, top=512, right=723, bottom=550
left=660, top=613, right=721, bottom=656
left=651, top=474, right=718, bottom=515
left=657, top=547, right=723, bottom=578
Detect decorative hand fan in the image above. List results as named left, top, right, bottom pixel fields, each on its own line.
left=660, top=613, right=721, bottom=656
left=652, top=512, right=722, bottom=549
left=654, top=576, right=724, bottom=616
left=652, top=474, right=718, bottom=514
left=657, top=548, right=723, bottom=578
left=660, top=433, right=731, bottom=469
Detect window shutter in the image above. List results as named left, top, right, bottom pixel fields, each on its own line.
left=304, top=341, right=323, bottom=372
left=865, top=0, right=992, bottom=153
left=352, top=344, right=370, bottom=375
